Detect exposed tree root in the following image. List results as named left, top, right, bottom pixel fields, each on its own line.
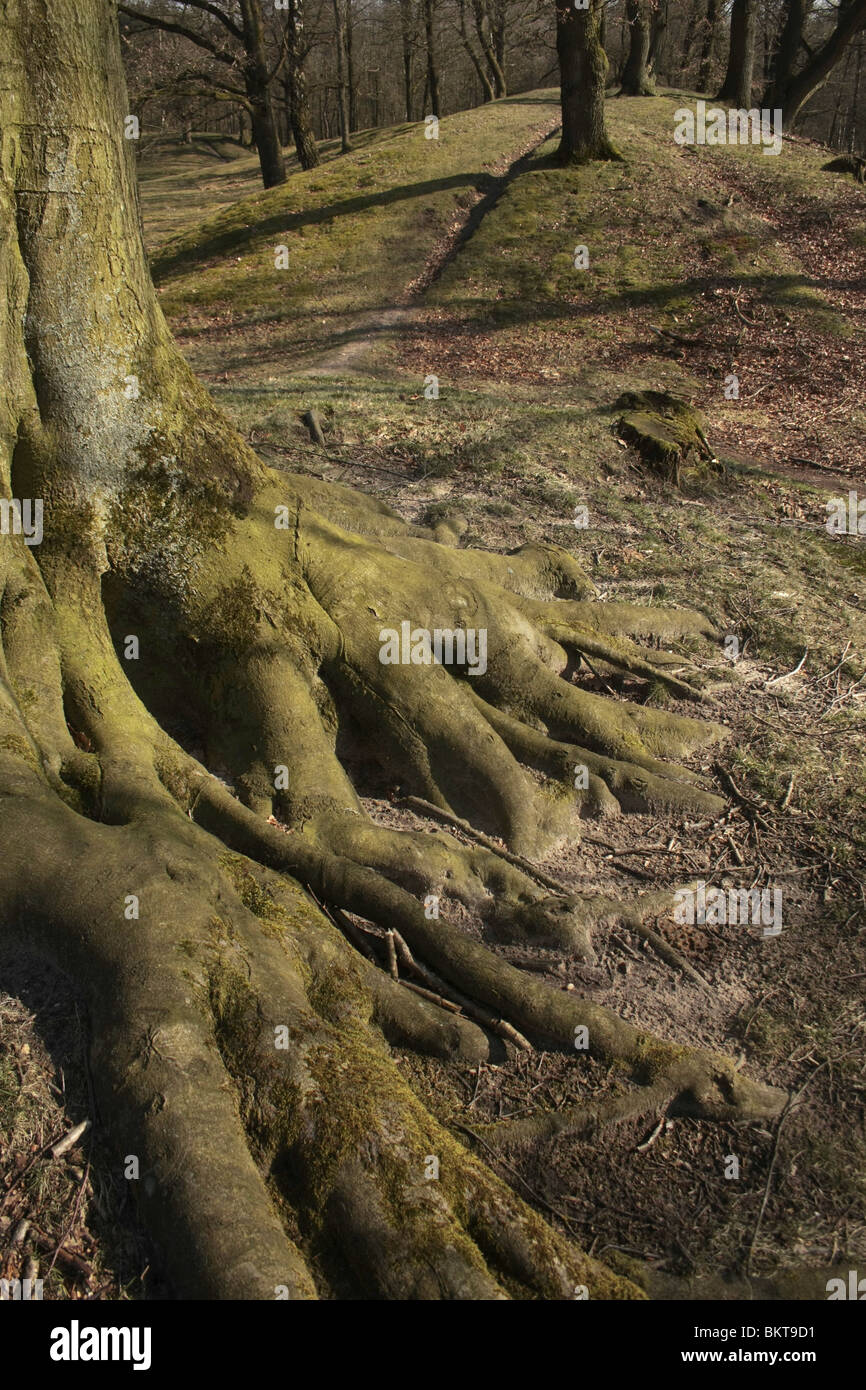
left=0, top=3, right=786, bottom=1294
left=0, top=472, right=785, bottom=1298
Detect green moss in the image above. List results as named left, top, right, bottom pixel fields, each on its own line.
left=218, top=853, right=289, bottom=934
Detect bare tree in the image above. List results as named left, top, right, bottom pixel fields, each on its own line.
left=119, top=0, right=289, bottom=187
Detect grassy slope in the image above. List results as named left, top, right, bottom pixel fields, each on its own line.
left=136, top=93, right=866, bottom=1293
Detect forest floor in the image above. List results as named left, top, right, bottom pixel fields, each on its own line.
left=2, top=89, right=864, bottom=1301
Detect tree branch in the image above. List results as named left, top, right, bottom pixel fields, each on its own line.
left=118, top=4, right=237, bottom=64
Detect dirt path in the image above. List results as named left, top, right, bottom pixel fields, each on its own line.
left=301, top=119, right=560, bottom=378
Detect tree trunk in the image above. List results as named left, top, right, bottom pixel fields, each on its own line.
left=332, top=0, right=353, bottom=150
left=648, top=0, right=669, bottom=80
left=240, top=0, right=287, bottom=187
left=423, top=0, right=441, bottom=117
left=555, top=0, right=620, bottom=161
left=698, top=0, right=719, bottom=92
left=458, top=0, right=497, bottom=102
left=848, top=38, right=864, bottom=151
left=621, top=0, right=655, bottom=95
left=473, top=0, right=508, bottom=98
left=399, top=0, right=415, bottom=119
left=764, top=0, right=866, bottom=125
left=764, top=0, right=808, bottom=110
left=346, top=0, right=358, bottom=131
left=0, top=0, right=785, bottom=1304
left=286, top=0, right=320, bottom=169
left=717, top=0, right=756, bottom=105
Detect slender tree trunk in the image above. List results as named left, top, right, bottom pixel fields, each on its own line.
left=621, top=0, right=655, bottom=95
left=473, top=0, right=508, bottom=97
left=346, top=0, right=358, bottom=131
left=458, top=0, right=496, bottom=101
left=849, top=38, right=864, bottom=151
left=286, top=0, right=320, bottom=168
left=332, top=0, right=353, bottom=151
left=717, top=0, right=756, bottom=105
left=493, top=0, right=507, bottom=73
left=555, top=0, right=620, bottom=162
left=239, top=0, right=287, bottom=187
left=423, top=0, right=441, bottom=117
left=698, top=0, right=719, bottom=91
left=399, top=0, right=414, bottom=119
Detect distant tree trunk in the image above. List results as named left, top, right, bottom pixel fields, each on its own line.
left=717, top=0, right=756, bottom=105
left=423, top=0, right=441, bottom=116
left=493, top=0, right=507, bottom=72
left=621, top=0, right=655, bottom=94
left=399, top=0, right=414, bottom=119
left=346, top=0, right=358, bottom=131
left=763, top=0, right=807, bottom=110
left=698, top=0, right=719, bottom=91
left=764, top=0, right=866, bottom=124
left=286, top=0, right=320, bottom=169
left=555, top=0, right=620, bottom=162
left=474, top=0, right=508, bottom=97
left=239, top=0, right=287, bottom=187
left=458, top=0, right=496, bottom=101
left=648, top=0, right=669, bottom=81
left=682, top=0, right=705, bottom=74
left=332, top=0, right=352, bottom=151
left=848, top=39, right=864, bottom=150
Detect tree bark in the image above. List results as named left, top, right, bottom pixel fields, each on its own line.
left=346, top=0, right=359, bottom=131
left=717, top=0, right=756, bottom=106
left=473, top=0, right=508, bottom=97
left=458, top=0, right=496, bottom=102
left=698, top=0, right=719, bottom=91
left=555, top=0, right=620, bottom=162
left=332, top=0, right=353, bottom=150
left=399, top=0, right=415, bottom=119
left=286, top=0, right=320, bottom=168
left=621, top=0, right=655, bottom=95
left=423, top=0, right=441, bottom=117
left=238, top=0, right=287, bottom=187
left=648, top=0, right=669, bottom=79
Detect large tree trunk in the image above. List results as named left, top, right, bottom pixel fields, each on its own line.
left=621, top=0, right=655, bottom=95
left=555, top=0, right=620, bottom=162
left=716, top=0, right=756, bottom=105
left=240, top=0, right=287, bottom=187
left=0, top=0, right=784, bottom=1301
